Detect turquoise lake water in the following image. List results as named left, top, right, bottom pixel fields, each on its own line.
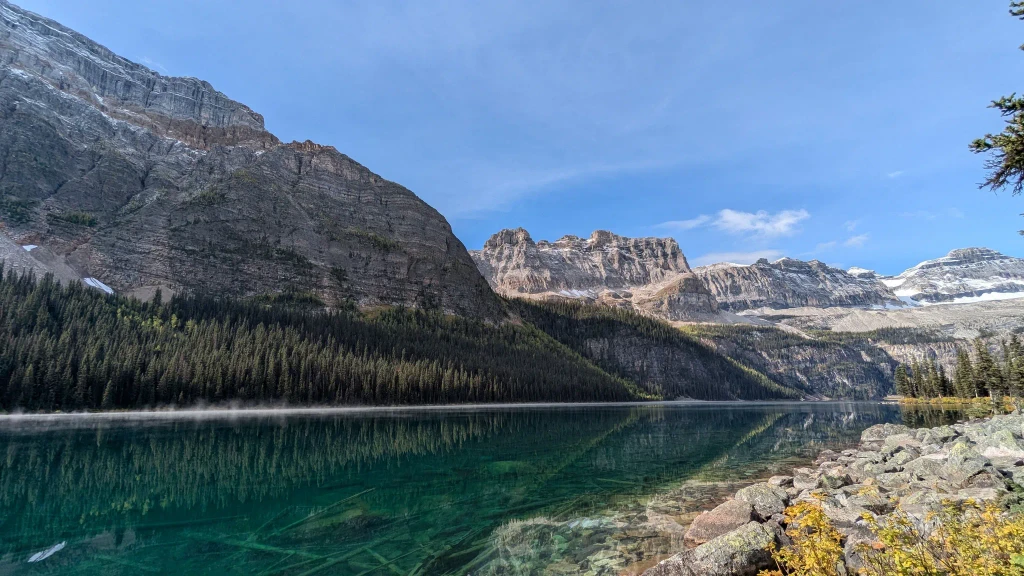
left=0, top=402, right=960, bottom=575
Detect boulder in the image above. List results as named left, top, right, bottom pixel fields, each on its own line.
left=817, top=471, right=853, bottom=490
left=735, top=483, right=788, bottom=521
left=684, top=500, right=754, bottom=545
left=644, top=521, right=780, bottom=576
left=860, top=424, right=911, bottom=446
left=979, top=430, right=1024, bottom=459
left=942, top=442, right=991, bottom=488
left=793, top=468, right=819, bottom=491
left=903, top=455, right=946, bottom=480
left=767, top=475, right=793, bottom=488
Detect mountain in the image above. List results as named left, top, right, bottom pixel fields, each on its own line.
left=693, top=258, right=902, bottom=312
left=881, top=247, right=1024, bottom=305
left=471, top=228, right=903, bottom=321
left=0, top=1, right=499, bottom=318
left=470, top=228, right=719, bottom=321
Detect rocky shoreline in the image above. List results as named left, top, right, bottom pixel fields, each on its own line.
left=643, top=412, right=1024, bottom=576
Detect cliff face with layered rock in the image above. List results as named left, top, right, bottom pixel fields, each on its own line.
left=882, top=247, right=1024, bottom=305
left=694, top=258, right=902, bottom=312
left=0, top=1, right=500, bottom=317
left=470, top=228, right=719, bottom=321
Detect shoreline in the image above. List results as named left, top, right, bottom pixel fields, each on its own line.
left=642, top=410, right=1024, bottom=575
left=0, top=399, right=890, bottom=422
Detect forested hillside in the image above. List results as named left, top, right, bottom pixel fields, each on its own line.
left=510, top=299, right=800, bottom=400
left=0, top=269, right=648, bottom=411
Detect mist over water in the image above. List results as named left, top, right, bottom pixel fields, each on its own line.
left=0, top=402, right=950, bottom=575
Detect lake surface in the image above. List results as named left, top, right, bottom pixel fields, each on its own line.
left=0, top=402, right=959, bottom=575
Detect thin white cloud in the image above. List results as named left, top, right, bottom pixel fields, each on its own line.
left=692, top=249, right=784, bottom=267
left=887, top=170, right=904, bottom=179
left=948, top=207, right=965, bottom=218
left=844, top=234, right=869, bottom=247
left=713, top=209, right=809, bottom=237
left=814, top=240, right=837, bottom=252
left=138, top=56, right=169, bottom=75
left=844, top=220, right=859, bottom=232
left=654, top=215, right=711, bottom=231
left=900, top=210, right=937, bottom=220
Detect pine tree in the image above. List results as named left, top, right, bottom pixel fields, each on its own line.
left=974, top=339, right=997, bottom=398
left=954, top=348, right=976, bottom=398
left=910, top=360, right=924, bottom=398
left=894, top=364, right=911, bottom=397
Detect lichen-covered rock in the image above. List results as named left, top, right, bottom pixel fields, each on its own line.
left=684, top=500, right=754, bottom=545
left=817, top=471, right=852, bottom=490
left=860, top=424, right=911, bottom=446
left=644, top=521, right=779, bottom=576
left=942, top=442, right=991, bottom=488
left=903, top=454, right=947, bottom=480
left=735, top=483, right=788, bottom=521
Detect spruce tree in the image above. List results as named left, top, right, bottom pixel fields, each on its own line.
left=894, top=364, right=911, bottom=397
left=954, top=348, right=976, bottom=398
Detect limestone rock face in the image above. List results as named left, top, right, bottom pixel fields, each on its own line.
left=0, top=1, right=500, bottom=317
left=693, top=258, right=901, bottom=312
left=471, top=228, right=718, bottom=320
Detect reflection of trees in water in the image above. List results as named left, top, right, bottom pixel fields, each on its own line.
left=899, top=405, right=968, bottom=428
left=0, top=413, right=506, bottom=533
left=0, top=405, right=911, bottom=572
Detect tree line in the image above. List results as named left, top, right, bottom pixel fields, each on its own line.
left=895, top=336, right=1024, bottom=400
left=0, top=267, right=645, bottom=411
left=0, top=267, right=799, bottom=411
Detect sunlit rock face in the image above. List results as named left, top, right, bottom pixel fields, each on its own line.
left=0, top=1, right=500, bottom=317
left=881, top=247, right=1024, bottom=305
left=471, top=228, right=719, bottom=321
left=693, top=258, right=902, bottom=312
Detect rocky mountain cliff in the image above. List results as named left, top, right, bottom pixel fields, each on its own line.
left=470, top=228, right=719, bottom=321
left=472, top=228, right=903, bottom=321
left=881, top=247, right=1024, bottom=304
left=0, top=1, right=500, bottom=317
left=693, top=258, right=902, bottom=312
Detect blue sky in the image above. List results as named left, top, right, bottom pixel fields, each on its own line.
left=16, top=0, right=1024, bottom=274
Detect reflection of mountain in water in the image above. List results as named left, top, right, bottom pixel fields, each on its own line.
left=0, top=404, right=906, bottom=574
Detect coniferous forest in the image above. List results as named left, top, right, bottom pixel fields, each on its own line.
left=0, top=268, right=797, bottom=411
left=895, top=336, right=1024, bottom=401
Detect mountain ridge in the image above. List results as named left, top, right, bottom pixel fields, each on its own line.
left=0, top=0, right=502, bottom=318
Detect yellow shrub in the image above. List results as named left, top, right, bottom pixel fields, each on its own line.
left=764, top=498, right=1024, bottom=576
left=760, top=495, right=844, bottom=576
left=860, top=500, right=1024, bottom=576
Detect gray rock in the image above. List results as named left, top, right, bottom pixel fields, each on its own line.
left=979, top=430, right=1024, bottom=459
left=0, top=1, right=503, bottom=318
left=842, top=524, right=878, bottom=574
left=684, top=499, right=754, bottom=545
left=887, top=450, right=917, bottom=469
left=768, top=475, right=794, bottom=488
left=860, top=424, right=911, bottom=446
left=735, top=483, right=788, bottom=521
left=817, top=471, right=853, bottom=490
left=644, top=522, right=780, bottom=576
left=883, top=434, right=922, bottom=453
left=793, top=467, right=819, bottom=491
left=942, top=442, right=991, bottom=488
left=903, top=455, right=946, bottom=480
